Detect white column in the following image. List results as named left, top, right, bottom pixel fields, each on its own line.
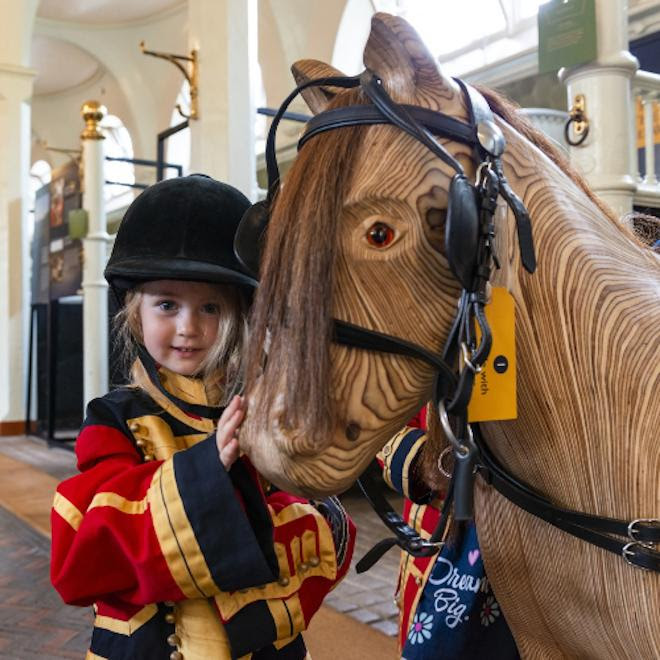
left=643, top=96, right=657, bottom=185
left=188, top=0, right=258, bottom=199
left=0, top=64, right=35, bottom=428
left=559, top=0, right=638, bottom=218
left=81, top=102, right=109, bottom=407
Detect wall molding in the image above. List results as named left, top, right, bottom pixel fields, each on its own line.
left=0, top=421, right=36, bottom=436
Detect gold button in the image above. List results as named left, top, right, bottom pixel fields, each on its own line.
left=170, top=652, right=183, bottom=660
left=382, top=444, right=392, bottom=456
left=278, top=575, right=289, bottom=587
left=298, top=562, right=309, bottom=572
left=129, top=422, right=140, bottom=432
left=136, top=439, right=146, bottom=448
left=308, top=556, right=320, bottom=567
left=165, top=613, right=175, bottom=624
left=164, top=600, right=175, bottom=607
left=415, top=576, right=422, bottom=586
left=167, top=634, right=181, bottom=646
left=144, top=454, right=155, bottom=462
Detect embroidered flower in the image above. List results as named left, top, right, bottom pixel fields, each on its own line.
left=480, top=595, right=500, bottom=626
left=408, top=611, right=433, bottom=644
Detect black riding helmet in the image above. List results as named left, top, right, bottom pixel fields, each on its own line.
left=105, top=174, right=257, bottom=301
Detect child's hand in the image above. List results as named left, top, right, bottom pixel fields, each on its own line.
left=216, top=395, right=245, bottom=470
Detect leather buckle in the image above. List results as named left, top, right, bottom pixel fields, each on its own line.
left=627, top=518, right=660, bottom=548
left=621, top=542, right=653, bottom=571
left=460, top=342, right=482, bottom=374
left=405, top=538, right=444, bottom=557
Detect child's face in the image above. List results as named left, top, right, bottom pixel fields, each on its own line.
left=139, top=280, right=224, bottom=376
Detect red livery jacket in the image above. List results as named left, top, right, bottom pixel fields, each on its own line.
left=51, top=357, right=355, bottom=659
left=378, top=405, right=444, bottom=652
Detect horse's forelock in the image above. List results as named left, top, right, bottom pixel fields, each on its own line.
left=246, top=88, right=369, bottom=442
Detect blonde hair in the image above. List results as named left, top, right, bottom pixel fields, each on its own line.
left=113, top=282, right=249, bottom=406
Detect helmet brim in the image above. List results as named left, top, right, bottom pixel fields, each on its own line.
left=105, top=257, right=258, bottom=292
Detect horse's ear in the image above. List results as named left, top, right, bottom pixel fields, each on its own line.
left=364, top=12, right=463, bottom=112
left=291, top=59, right=347, bottom=115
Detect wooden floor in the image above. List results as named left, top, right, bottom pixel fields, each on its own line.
left=0, top=451, right=60, bottom=537
left=0, top=435, right=400, bottom=659
left=0, top=505, right=92, bottom=659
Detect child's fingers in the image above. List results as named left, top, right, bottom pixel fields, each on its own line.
left=219, top=437, right=240, bottom=469
left=222, top=395, right=241, bottom=418
left=217, top=396, right=245, bottom=428
left=216, top=396, right=247, bottom=466
left=216, top=407, right=244, bottom=451
left=221, top=407, right=245, bottom=438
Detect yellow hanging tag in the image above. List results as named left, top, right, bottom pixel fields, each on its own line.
left=467, top=287, right=517, bottom=422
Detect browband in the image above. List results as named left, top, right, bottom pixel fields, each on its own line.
left=299, top=104, right=476, bottom=151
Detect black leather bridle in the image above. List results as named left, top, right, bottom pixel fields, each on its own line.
left=234, top=70, right=660, bottom=573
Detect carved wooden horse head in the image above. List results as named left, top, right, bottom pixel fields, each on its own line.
left=240, top=13, right=660, bottom=658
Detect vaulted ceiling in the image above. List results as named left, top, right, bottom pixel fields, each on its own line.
left=31, top=0, right=184, bottom=95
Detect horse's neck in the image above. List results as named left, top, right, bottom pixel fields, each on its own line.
left=487, top=132, right=660, bottom=518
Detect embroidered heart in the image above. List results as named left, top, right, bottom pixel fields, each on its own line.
left=468, top=549, right=480, bottom=566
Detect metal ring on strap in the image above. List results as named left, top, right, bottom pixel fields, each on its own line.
left=437, top=400, right=473, bottom=456
left=437, top=445, right=453, bottom=478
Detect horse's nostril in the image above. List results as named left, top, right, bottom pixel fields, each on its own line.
left=345, top=422, right=361, bottom=442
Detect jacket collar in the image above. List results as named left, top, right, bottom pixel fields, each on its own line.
left=137, top=345, right=224, bottom=420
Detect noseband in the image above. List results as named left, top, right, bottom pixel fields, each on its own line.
left=235, top=70, right=660, bottom=572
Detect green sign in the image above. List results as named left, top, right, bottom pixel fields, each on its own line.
left=538, top=0, right=597, bottom=74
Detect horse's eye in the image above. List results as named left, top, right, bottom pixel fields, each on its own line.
left=366, top=222, right=395, bottom=248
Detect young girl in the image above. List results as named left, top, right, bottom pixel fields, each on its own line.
left=51, top=174, right=355, bottom=660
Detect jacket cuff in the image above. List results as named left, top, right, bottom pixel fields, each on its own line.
left=380, top=427, right=432, bottom=503
left=224, top=596, right=304, bottom=659
left=148, top=435, right=278, bottom=598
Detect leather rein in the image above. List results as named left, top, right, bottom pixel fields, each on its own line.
left=279, top=71, right=660, bottom=573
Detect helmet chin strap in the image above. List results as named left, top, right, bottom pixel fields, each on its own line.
left=136, top=344, right=223, bottom=420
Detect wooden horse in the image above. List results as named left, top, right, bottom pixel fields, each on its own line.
left=240, top=13, right=660, bottom=659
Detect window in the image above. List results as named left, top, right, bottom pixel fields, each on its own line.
left=28, top=159, right=52, bottom=242
left=101, top=114, right=135, bottom=212
left=367, top=0, right=549, bottom=75
left=397, top=0, right=507, bottom=58
left=166, top=80, right=191, bottom=178
left=30, top=159, right=52, bottom=200
left=255, top=62, right=268, bottom=156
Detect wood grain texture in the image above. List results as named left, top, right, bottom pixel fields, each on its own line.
left=243, top=12, right=660, bottom=657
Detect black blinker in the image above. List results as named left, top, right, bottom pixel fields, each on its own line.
left=445, top=173, right=479, bottom=291
left=233, top=198, right=270, bottom=279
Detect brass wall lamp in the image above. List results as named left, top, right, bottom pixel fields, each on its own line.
left=140, top=41, right=199, bottom=120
